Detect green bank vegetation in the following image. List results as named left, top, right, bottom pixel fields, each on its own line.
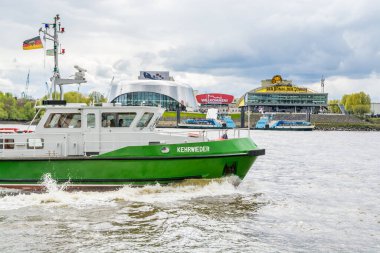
left=0, top=92, right=35, bottom=120
left=162, top=111, right=205, bottom=118
left=329, top=91, right=371, bottom=115
left=0, top=91, right=107, bottom=121
left=43, top=91, right=107, bottom=105
left=315, top=122, right=380, bottom=131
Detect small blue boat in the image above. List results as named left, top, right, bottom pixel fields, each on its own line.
left=255, top=114, right=314, bottom=131
left=178, top=109, right=236, bottom=129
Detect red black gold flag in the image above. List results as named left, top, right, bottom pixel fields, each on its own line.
left=23, top=36, right=43, bottom=50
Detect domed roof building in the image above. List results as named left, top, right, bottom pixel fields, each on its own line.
left=109, top=71, right=197, bottom=111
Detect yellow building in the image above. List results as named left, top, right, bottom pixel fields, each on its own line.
left=239, top=75, right=328, bottom=113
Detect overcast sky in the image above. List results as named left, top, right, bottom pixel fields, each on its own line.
left=0, top=0, right=380, bottom=101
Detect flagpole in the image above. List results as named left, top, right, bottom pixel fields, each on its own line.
left=37, top=14, right=87, bottom=102
left=53, top=14, right=60, bottom=100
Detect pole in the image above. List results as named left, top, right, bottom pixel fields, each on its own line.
left=240, top=106, right=245, bottom=128
left=176, top=104, right=181, bottom=127
left=247, top=106, right=250, bottom=136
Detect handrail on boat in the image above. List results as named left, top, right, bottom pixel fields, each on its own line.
left=0, top=128, right=245, bottom=158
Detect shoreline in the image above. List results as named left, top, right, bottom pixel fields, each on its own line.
left=2, top=119, right=379, bottom=131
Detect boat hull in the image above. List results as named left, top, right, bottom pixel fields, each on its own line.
left=0, top=138, right=264, bottom=190
left=253, top=127, right=314, bottom=131
left=177, top=125, right=229, bottom=129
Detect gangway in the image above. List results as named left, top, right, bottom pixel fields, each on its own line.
left=338, top=104, right=347, bottom=115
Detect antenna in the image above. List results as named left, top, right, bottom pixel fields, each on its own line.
left=321, top=75, right=325, bottom=93
left=39, top=14, right=86, bottom=101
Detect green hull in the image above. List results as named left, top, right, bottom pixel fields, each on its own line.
left=0, top=138, right=264, bottom=189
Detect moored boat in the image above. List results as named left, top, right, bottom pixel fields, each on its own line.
left=255, top=113, right=315, bottom=131
left=178, top=108, right=236, bottom=129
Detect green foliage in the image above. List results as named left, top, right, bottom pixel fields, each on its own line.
left=0, top=90, right=107, bottom=121
left=64, top=91, right=89, bottom=103
left=352, top=104, right=370, bottom=115
left=328, top=99, right=341, bottom=113
left=341, top=92, right=371, bottom=115
left=162, top=111, right=206, bottom=119
left=0, top=91, right=37, bottom=120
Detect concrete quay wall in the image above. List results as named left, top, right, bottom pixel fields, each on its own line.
left=158, top=113, right=373, bottom=130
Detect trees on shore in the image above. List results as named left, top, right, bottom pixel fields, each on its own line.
left=0, top=91, right=107, bottom=121
left=341, top=92, right=371, bottom=115
left=328, top=92, right=371, bottom=115
left=0, top=92, right=35, bottom=120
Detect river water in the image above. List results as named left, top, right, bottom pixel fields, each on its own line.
left=0, top=130, right=379, bottom=252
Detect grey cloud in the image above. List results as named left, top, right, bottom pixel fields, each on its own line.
left=95, top=65, right=113, bottom=78
left=113, top=59, right=130, bottom=72
left=1, top=0, right=380, bottom=100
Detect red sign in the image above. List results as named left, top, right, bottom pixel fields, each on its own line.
left=196, top=93, right=234, bottom=104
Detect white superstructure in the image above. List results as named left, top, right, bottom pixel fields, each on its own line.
left=0, top=104, right=205, bottom=158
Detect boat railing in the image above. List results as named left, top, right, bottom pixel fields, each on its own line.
left=156, top=128, right=241, bottom=140
left=0, top=128, right=244, bottom=158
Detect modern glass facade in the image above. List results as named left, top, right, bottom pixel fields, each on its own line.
left=246, top=92, right=328, bottom=113
left=242, top=75, right=328, bottom=113
left=111, top=92, right=180, bottom=111
left=247, top=93, right=328, bottom=106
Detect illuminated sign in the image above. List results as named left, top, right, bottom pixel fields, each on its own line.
left=196, top=94, right=234, bottom=104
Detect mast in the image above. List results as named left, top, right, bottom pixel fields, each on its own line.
left=53, top=14, right=59, bottom=99
left=40, top=14, right=86, bottom=102
left=321, top=75, right=325, bottom=93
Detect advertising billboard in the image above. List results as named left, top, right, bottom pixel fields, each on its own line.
left=196, top=93, right=234, bottom=104
left=139, top=71, right=170, bottom=80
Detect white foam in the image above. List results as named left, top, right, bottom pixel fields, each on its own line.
left=0, top=175, right=244, bottom=210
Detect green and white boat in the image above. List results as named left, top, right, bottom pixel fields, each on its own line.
left=0, top=15, right=264, bottom=191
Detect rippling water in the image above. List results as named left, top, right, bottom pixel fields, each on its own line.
left=0, top=130, right=379, bottom=252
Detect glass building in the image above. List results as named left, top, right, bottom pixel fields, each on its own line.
left=111, top=92, right=181, bottom=111
left=240, top=75, right=328, bottom=113
left=108, top=72, right=198, bottom=111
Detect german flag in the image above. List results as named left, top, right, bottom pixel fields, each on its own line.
left=23, top=36, right=43, bottom=50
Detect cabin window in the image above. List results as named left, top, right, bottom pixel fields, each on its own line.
left=101, top=113, right=136, bottom=127
left=0, top=139, right=15, bottom=149
left=44, top=113, right=82, bottom=128
left=27, top=138, right=44, bottom=149
left=137, top=112, right=154, bottom=128
left=87, top=113, right=96, bottom=128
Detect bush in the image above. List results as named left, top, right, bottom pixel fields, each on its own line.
left=353, top=104, right=370, bottom=115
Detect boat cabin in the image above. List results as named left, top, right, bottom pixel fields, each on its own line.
left=0, top=103, right=201, bottom=158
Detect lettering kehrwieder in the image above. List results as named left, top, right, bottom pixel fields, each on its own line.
left=177, top=146, right=210, bottom=153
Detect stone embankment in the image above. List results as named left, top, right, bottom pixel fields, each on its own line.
left=158, top=113, right=380, bottom=131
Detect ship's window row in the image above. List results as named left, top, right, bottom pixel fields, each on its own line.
left=44, top=113, right=82, bottom=128
left=43, top=112, right=153, bottom=129
left=101, top=113, right=136, bottom=127
left=0, top=139, right=14, bottom=149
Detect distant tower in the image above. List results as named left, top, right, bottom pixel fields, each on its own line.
left=21, top=70, right=30, bottom=99
left=321, top=75, right=325, bottom=93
